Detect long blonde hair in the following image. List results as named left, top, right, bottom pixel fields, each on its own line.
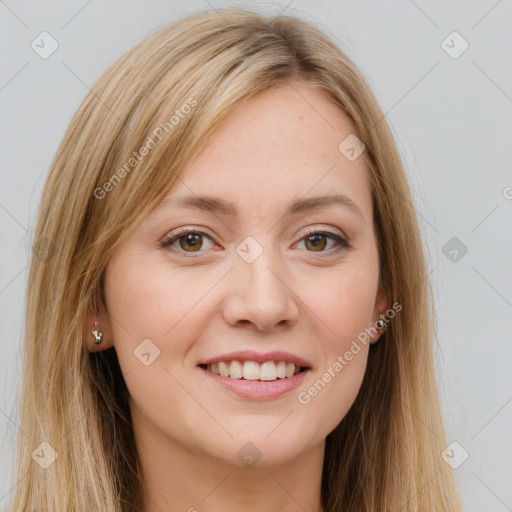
left=10, top=7, right=461, bottom=511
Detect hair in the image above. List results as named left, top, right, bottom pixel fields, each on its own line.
left=10, top=7, right=461, bottom=512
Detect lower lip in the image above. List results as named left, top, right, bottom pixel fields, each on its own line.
left=198, top=366, right=309, bottom=400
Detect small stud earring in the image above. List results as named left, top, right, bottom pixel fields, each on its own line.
left=91, top=319, right=103, bottom=345
left=375, top=319, right=387, bottom=334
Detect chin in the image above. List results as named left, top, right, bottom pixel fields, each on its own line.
left=200, top=425, right=318, bottom=467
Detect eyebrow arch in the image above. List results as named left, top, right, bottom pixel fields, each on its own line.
left=160, top=193, right=364, bottom=220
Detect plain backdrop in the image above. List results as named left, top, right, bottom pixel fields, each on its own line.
left=1, top=1, right=511, bottom=510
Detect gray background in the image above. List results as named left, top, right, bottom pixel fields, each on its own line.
left=1, top=1, right=511, bottom=510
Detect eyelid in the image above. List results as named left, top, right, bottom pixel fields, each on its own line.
left=297, top=226, right=350, bottom=252
left=160, top=227, right=217, bottom=253
left=300, top=225, right=346, bottom=240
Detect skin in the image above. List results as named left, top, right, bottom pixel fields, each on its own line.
left=87, top=82, right=389, bottom=512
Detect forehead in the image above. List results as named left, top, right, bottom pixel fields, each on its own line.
left=163, top=83, right=372, bottom=218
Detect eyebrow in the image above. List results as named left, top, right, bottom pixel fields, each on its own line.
left=159, top=193, right=364, bottom=220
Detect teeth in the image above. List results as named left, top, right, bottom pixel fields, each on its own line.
left=243, top=361, right=260, bottom=380
left=276, top=361, right=286, bottom=378
left=219, top=361, right=230, bottom=377
left=229, top=360, right=243, bottom=379
left=205, top=360, right=304, bottom=381
left=259, top=361, right=277, bottom=381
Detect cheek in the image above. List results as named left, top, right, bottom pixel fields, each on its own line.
left=103, top=256, right=224, bottom=398
left=103, top=258, right=211, bottom=434
left=296, top=306, right=371, bottom=439
left=104, top=257, right=215, bottom=341
left=292, top=255, right=378, bottom=432
left=299, top=255, right=380, bottom=348
left=332, top=271, right=378, bottom=341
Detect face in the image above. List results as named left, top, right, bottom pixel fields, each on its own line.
left=93, top=82, right=388, bottom=467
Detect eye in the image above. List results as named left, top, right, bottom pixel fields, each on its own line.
left=296, top=228, right=350, bottom=253
left=160, top=228, right=215, bottom=254
left=160, top=226, right=350, bottom=256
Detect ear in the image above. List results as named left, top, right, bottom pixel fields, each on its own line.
left=85, top=301, right=114, bottom=352
left=370, top=282, right=391, bottom=345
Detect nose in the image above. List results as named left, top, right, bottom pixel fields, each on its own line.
left=222, top=250, right=300, bottom=332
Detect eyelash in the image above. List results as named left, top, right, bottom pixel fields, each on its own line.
left=160, top=227, right=350, bottom=256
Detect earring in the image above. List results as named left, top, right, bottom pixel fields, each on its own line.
left=91, top=319, right=103, bottom=345
left=375, top=319, right=387, bottom=334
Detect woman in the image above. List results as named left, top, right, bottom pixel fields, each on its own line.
left=10, top=7, right=462, bottom=511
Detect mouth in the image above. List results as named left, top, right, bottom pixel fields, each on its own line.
left=198, top=360, right=309, bottom=382
left=197, top=360, right=310, bottom=400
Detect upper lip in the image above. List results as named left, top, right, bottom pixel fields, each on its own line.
left=198, top=350, right=312, bottom=369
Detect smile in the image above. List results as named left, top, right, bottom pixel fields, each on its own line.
left=199, top=360, right=307, bottom=381
left=197, top=360, right=310, bottom=400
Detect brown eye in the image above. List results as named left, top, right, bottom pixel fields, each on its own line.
left=297, top=230, right=350, bottom=253
left=161, top=229, right=214, bottom=253
left=304, top=234, right=328, bottom=251
left=178, top=233, right=203, bottom=252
